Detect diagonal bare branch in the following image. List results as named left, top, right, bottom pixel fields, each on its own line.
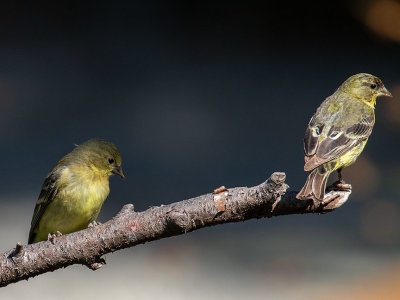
left=0, top=172, right=351, bottom=288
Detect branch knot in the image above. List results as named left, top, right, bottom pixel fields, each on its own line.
left=166, top=210, right=191, bottom=233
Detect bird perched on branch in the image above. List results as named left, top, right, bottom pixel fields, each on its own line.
left=28, top=139, right=125, bottom=243
left=297, top=73, right=392, bottom=201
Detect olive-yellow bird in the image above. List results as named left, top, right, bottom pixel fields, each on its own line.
left=28, top=139, right=125, bottom=243
left=297, top=73, right=391, bottom=201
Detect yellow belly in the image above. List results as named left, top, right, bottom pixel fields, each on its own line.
left=337, top=139, right=368, bottom=169
left=33, top=170, right=110, bottom=242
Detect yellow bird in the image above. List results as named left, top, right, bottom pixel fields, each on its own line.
left=297, top=73, right=391, bottom=201
left=28, top=139, right=125, bottom=243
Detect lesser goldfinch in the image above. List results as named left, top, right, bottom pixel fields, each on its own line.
left=28, top=139, right=125, bottom=244
left=297, top=73, right=391, bottom=201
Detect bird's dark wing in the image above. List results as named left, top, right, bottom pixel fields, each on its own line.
left=303, top=116, right=324, bottom=157
left=28, top=170, right=61, bottom=243
left=304, top=115, right=374, bottom=172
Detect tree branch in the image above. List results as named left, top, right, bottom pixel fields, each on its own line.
left=0, top=172, right=351, bottom=288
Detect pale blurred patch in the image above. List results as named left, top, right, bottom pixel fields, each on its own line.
left=340, top=156, right=380, bottom=199
left=384, top=85, right=400, bottom=127
left=357, top=0, right=400, bottom=42
left=0, top=195, right=33, bottom=247
left=358, top=199, right=400, bottom=245
left=319, top=261, right=400, bottom=300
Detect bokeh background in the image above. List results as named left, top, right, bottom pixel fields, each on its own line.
left=1, top=0, right=400, bottom=299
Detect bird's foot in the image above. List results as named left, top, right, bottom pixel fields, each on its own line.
left=88, top=220, right=102, bottom=228
left=320, top=182, right=352, bottom=209
left=328, top=180, right=352, bottom=192
left=320, top=193, right=340, bottom=207
left=47, top=231, right=62, bottom=244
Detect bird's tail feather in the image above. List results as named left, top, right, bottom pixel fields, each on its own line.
left=296, top=168, right=329, bottom=201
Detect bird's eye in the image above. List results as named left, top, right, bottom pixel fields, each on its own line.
left=108, top=158, right=115, bottom=164
left=370, top=84, right=377, bottom=89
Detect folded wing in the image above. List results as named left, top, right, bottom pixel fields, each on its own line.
left=303, top=115, right=374, bottom=172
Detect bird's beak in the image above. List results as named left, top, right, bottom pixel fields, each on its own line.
left=112, top=166, right=125, bottom=178
left=378, top=86, right=392, bottom=97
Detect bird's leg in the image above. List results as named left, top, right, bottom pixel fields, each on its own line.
left=88, top=220, right=102, bottom=228
left=337, top=168, right=343, bottom=184
left=330, top=168, right=351, bottom=190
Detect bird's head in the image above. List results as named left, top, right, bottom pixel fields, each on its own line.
left=70, top=139, right=125, bottom=178
left=339, top=73, right=392, bottom=107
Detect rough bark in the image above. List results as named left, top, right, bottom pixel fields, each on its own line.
left=0, top=172, right=351, bottom=288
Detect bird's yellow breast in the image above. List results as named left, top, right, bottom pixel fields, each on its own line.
left=34, top=165, right=110, bottom=242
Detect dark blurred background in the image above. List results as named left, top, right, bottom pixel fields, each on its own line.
left=1, top=1, right=400, bottom=299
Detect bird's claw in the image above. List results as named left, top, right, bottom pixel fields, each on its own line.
left=47, top=231, right=62, bottom=244
left=336, top=183, right=352, bottom=190
left=88, top=220, right=102, bottom=228
left=320, top=193, right=340, bottom=207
